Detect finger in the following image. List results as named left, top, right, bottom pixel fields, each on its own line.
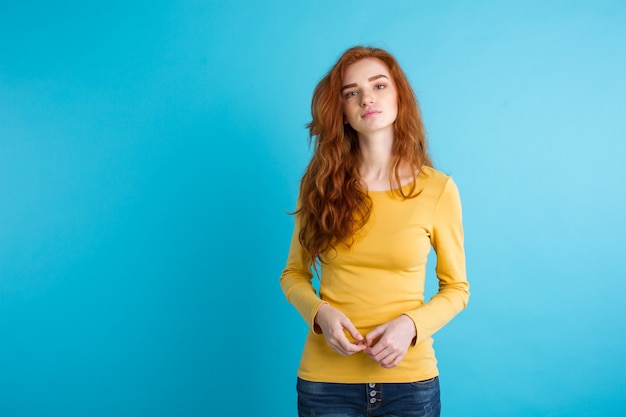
left=339, top=333, right=367, bottom=354
left=366, top=342, right=391, bottom=361
left=364, top=326, right=385, bottom=348
left=330, top=330, right=364, bottom=356
left=381, top=353, right=404, bottom=368
left=369, top=339, right=405, bottom=361
left=341, top=319, right=364, bottom=344
left=343, top=342, right=366, bottom=355
left=370, top=347, right=396, bottom=367
left=366, top=337, right=389, bottom=356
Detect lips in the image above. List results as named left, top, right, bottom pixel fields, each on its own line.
left=361, top=109, right=381, bottom=118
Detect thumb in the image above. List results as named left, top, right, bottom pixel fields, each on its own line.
left=341, top=318, right=364, bottom=343
left=365, top=325, right=385, bottom=347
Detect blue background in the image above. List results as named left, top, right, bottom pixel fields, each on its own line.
left=1, top=1, right=625, bottom=416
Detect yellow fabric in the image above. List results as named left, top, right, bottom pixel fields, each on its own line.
left=280, top=166, right=470, bottom=383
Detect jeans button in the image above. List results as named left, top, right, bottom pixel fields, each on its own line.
left=369, top=383, right=376, bottom=388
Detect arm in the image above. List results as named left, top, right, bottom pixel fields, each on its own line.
left=279, top=211, right=365, bottom=355
left=364, top=178, right=469, bottom=367
left=403, top=178, right=470, bottom=345
left=363, top=314, right=416, bottom=368
left=279, top=214, right=325, bottom=330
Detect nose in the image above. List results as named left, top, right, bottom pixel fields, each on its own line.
left=360, top=91, right=374, bottom=106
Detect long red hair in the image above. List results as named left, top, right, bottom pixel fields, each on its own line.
left=296, top=46, right=432, bottom=264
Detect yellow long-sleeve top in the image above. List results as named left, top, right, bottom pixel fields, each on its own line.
left=280, top=166, right=469, bottom=383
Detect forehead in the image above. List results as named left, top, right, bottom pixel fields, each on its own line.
left=342, top=58, right=392, bottom=83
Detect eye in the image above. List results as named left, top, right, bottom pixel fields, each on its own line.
left=344, top=91, right=358, bottom=99
left=375, top=84, right=385, bottom=90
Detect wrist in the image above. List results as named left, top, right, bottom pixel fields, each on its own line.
left=313, top=303, right=329, bottom=334
left=401, top=314, right=418, bottom=344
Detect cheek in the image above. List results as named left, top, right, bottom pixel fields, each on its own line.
left=391, top=92, right=399, bottom=109
left=343, top=102, right=357, bottom=119
left=390, top=96, right=399, bottom=116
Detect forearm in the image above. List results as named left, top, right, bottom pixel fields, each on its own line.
left=280, top=271, right=327, bottom=330
left=404, top=280, right=469, bottom=345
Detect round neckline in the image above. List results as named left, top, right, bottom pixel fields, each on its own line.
left=367, top=179, right=417, bottom=194
left=366, top=169, right=423, bottom=194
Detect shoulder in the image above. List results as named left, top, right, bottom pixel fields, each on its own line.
left=417, top=166, right=462, bottom=212
left=418, top=166, right=455, bottom=190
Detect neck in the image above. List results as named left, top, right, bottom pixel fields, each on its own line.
left=358, top=131, right=394, bottom=181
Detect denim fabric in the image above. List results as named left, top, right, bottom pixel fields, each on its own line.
left=296, top=376, right=441, bottom=417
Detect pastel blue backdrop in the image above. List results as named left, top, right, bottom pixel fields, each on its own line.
left=1, top=1, right=625, bottom=416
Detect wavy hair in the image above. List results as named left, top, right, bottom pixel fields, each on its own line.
left=296, top=46, right=432, bottom=265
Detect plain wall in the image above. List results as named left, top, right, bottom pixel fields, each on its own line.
left=1, top=1, right=625, bottom=416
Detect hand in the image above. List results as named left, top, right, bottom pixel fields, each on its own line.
left=314, top=304, right=366, bottom=356
left=364, top=315, right=417, bottom=368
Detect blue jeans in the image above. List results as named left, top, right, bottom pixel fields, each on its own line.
left=296, top=376, right=441, bottom=417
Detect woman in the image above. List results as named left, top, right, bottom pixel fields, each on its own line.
left=280, top=46, right=470, bottom=417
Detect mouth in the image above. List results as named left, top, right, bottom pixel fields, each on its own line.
left=361, top=110, right=381, bottom=118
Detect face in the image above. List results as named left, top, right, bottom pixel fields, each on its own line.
left=341, top=58, right=398, bottom=137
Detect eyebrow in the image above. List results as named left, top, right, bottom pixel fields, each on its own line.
left=341, top=74, right=389, bottom=92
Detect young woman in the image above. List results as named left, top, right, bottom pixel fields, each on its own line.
left=280, top=46, right=470, bottom=417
